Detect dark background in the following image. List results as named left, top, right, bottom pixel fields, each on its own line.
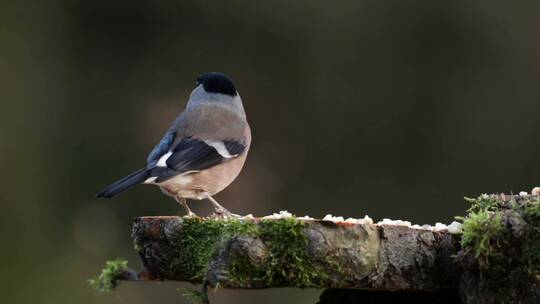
left=1, top=0, right=539, bottom=303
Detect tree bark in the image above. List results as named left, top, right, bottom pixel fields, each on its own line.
left=128, top=216, right=461, bottom=292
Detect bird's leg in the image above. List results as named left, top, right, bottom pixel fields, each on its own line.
left=207, top=196, right=239, bottom=218
left=175, top=197, right=196, bottom=217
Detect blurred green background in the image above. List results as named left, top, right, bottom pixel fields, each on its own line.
left=1, top=0, right=539, bottom=303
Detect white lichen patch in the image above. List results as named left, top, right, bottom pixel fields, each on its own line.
left=398, top=220, right=412, bottom=227
left=322, top=214, right=345, bottom=222
left=379, top=218, right=392, bottom=225
left=447, top=221, right=463, bottom=234
left=241, top=214, right=255, bottom=220
left=253, top=211, right=463, bottom=235
left=376, top=218, right=412, bottom=227
left=344, top=218, right=358, bottom=224
left=262, top=210, right=293, bottom=220
left=433, top=222, right=448, bottom=232
left=408, top=224, right=436, bottom=231
left=361, top=215, right=374, bottom=225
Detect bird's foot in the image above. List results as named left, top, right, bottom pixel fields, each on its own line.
left=210, top=208, right=240, bottom=219
left=205, top=195, right=240, bottom=219
left=183, top=210, right=198, bottom=218
left=175, top=197, right=197, bottom=218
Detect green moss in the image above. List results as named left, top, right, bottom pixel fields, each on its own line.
left=461, top=195, right=540, bottom=280
left=458, top=194, right=540, bottom=300
left=173, top=217, right=259, bottom=280
left=524, top=198, right=540, bottom=219
left=465, top=194, right=503, bottom=213
left=461, top=209, right=506, bottom=270
left=229, top=217, right=331, bottom=288
left=88, top=258, right=128, bottom=292
left=260, top=218, right=327, bottom=286
left=173, top=216, right=333, bottom=288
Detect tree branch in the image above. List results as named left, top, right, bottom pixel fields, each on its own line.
left=90, top=193, right=540, bottom=303
left=127, top=215, right=461, bottom=291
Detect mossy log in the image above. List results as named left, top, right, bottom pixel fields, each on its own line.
left=127, top=216, right=461, bottom=291
left=91, top=194, right=540, bottom=303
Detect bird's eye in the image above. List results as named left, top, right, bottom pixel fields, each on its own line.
left=195, top=81, right=200, bottom=87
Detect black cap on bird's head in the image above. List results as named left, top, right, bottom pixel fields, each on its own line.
left=196, top=72, right=237, bottom=96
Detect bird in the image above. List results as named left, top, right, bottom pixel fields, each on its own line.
left=96, top=72, right=251, bottom=217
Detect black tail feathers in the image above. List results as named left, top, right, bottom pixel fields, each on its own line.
left=96, top=168, right=150, bottom=198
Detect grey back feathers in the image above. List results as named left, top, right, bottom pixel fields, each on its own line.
left=174, top=103, right=247, bottom=141
left=188, top=84, right=246, bottom=119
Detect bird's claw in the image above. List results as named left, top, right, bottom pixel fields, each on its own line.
left=211, top=209, right=240, bottom=219
left=183, top=211, right=197, bottom=218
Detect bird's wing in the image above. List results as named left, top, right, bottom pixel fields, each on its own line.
left=150, top=137, right=246, bottom=183
left=146, top=131, right=177, bottom=166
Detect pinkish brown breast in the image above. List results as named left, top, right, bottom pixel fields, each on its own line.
left=158, top=124, right=251, bottom=200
